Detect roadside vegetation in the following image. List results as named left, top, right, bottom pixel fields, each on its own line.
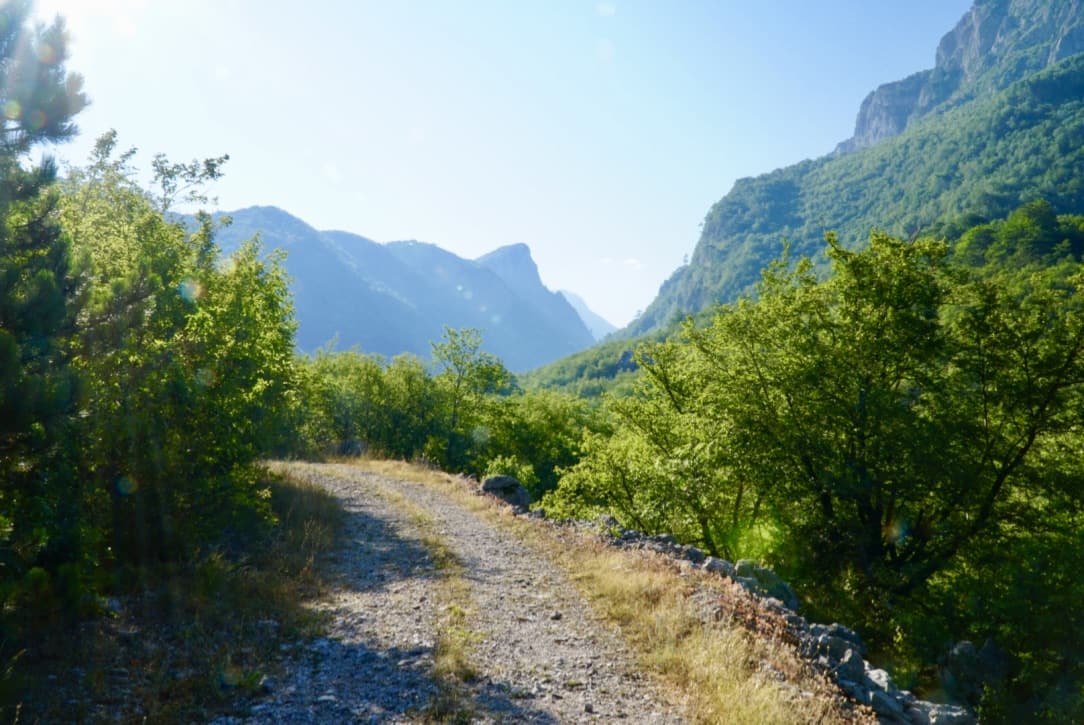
left=0, top=6, right=336, bottom=717
left=542, top=208, right=1084, bottom=721
left=8, top=472, right=344, bottom=721
left=3, top=1, right=1082, bottom=721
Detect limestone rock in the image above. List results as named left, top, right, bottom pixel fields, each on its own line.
left=480, top=475, right=531, bottom=508
left=701, top=556, right=736, bottom=578
left=835, top=648, right=865, bottom=683
left=836, top=0, right=1084, bottom=154
left=918, top=702, right=977, bottom=725
left=734, top=559, right=800, bottom=611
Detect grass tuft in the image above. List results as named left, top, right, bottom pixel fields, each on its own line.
left=566, top=546, right=848, bottom=723
left=350, top=462, right=483, bottom=719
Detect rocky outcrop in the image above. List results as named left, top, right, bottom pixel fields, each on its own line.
left=480, top=475, right=531, bottom=509
left=837, top=0, right=1084, bottom=153
left=475, top=244, right=594, bottom=353
left=734, top=558, right=801, bottom=612
left=836, top=71, right=934, bottom=154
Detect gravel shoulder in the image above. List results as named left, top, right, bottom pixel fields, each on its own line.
left=234, top=461, right=686, bottom=724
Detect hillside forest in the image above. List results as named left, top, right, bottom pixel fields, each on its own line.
left=2, top=2, right=1083, bottom=722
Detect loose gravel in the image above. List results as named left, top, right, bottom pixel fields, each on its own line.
left=220, top=462, right=686, bottom=724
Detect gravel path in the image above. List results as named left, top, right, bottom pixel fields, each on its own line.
left=234, top=462, right=685, bottom=724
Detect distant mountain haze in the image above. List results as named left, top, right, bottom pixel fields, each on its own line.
left=559, top=290, right=617, bottom=341
left=211, top=206, right=594, bottom=371
left=627, top=0, right=1084, bottom=336
left=474, top=244, right=596, bottom=346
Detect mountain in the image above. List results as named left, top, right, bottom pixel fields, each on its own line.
left=475, top=244, right=594, bottom=347
left=838, top=0, right=1084, bottom=154
left=211, top=206, right=594, bottom=371
left=558, top=290, right=617, bottom=341
left=628, top=0, right=1084, bottom=336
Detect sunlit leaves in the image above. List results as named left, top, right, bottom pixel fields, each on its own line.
left=549, top=224, right=1084, bottom=715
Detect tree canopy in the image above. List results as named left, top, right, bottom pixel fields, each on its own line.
left=545, top=222, right=1084, bottom=719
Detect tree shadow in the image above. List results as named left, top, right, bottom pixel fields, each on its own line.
left=250, top=636, right=561, bottom=723
left=236, top=495, right=562, bottom=722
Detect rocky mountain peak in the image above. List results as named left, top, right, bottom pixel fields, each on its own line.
left=475, top=243, right=543, bottom=290
left=836, top=0, right=1084, bottom=154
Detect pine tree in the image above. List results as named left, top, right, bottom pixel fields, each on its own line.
left=0, top=0, right=87, bottom=585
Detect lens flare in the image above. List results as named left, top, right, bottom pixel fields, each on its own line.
left=3, top=100, right=20, bottom=120
left=884, top=517, right=910, bottom=547
left=27, top=110, right=46, bottom=130
left=115, top=476, right=138, bottom=496
left=195, top=367, right=216, bottom=387
left=36, top=43, right=55, bottom=64
left=179, top=277, right=203, bottom=302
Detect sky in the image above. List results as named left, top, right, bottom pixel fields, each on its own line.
left=33, top=0, right=973, bottom=328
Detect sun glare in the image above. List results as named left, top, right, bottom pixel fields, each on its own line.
left=34, top=0, right=145, bottom=38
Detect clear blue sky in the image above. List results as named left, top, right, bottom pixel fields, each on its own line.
left=35, top=0, right=973, bottom=327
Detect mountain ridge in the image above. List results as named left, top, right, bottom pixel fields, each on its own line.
left=211, top=206, right=594, bottom=371
left=559, top=290, right=617, bottom=341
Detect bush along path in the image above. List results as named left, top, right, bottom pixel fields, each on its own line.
left=220, top=461, right=686, bottom=724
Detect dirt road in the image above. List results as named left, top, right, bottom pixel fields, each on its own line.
left=236, top=462, right=685, bottom=724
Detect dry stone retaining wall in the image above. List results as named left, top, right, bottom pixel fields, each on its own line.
left=508, top=499, right=978, bottom=725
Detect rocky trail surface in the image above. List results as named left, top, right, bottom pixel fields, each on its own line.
left=224, top=462, right=686, bottom=724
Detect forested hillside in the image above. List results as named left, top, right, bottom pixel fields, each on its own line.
left=630, top=1, right=1084, bottom=335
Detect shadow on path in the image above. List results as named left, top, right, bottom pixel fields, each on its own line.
left=239, top=467, right=561, bottom=723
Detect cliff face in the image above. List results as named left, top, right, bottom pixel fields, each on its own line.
left=837, top=0, right=1084, bottom=153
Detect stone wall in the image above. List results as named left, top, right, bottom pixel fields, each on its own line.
left=519, top=504, right=979, bottom=725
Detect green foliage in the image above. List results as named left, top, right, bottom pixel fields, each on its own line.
left=954, top=199, right=1084, bottom=269
left=548, top=221, right=1084, bottom=717
left=544, top=337, right=768, bottom=559
left=3, top=106, right=300, bottom=712
left=0, top=0, right=88, bottom=630
left=483, top=455, right=538, bottom=493
left=429, top=326, right=513, bottom=469
left=291, top=347, right=446, bottom=460
left=285, top=328, right=602, bottom=499
left=480, top=389, right=602, bottom=498
left=55, top=134, right=297, bottom=565
left=518, top=334, right=646, bottom=398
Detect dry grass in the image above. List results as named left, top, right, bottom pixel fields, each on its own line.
left=344, top=457, right=866, bottom=725
left=360, top=468, right=481, bottom=722
left=564, top=545, right=852, bottom=724
left=8, top=469, right=345, bottom=723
